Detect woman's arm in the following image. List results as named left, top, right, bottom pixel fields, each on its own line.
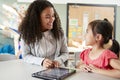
left=54, top=34, right=69, bottom=67
left=21, top=39, right=44, bottom=66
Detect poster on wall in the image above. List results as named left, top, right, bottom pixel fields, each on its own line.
left=69, top=19, right=78, bottom=26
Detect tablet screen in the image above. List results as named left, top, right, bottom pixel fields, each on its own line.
left=32, top=67, right=76, bottom=80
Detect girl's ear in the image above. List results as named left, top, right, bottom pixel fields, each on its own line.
left=95, top=34, right=103, bottom=41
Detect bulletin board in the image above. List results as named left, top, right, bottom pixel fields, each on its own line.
left=67, top=3, right=117, bottom=48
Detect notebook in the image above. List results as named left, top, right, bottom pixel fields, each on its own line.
left=32, top=67, right=76, bottom=80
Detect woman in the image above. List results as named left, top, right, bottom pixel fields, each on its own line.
left=18, top=0, right=68, bottom=68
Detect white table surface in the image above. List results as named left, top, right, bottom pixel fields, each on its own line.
left=0, top=59, right=120, bottom=80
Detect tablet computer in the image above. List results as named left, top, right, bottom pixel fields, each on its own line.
left=32, top=67, right=76, bottom=80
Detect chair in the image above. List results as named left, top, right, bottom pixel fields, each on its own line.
left=0, top=54, right=16, bottom=61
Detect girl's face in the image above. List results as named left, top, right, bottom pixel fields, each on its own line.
left=40, top=7, right=55, bottom=31
left=85, top=25, right=96, bottom=46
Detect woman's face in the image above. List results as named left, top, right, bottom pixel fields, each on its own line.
left=40, top=7, right=55, bottom=31
left=85, top=25, right=96, bottom=46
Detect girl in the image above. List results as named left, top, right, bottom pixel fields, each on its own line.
left=76, top=19, right=120, bottom=78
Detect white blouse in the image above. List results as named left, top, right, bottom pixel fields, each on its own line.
left=21, top=30, right=68, bottom=66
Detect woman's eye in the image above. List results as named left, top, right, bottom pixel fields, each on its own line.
left=45, top=14, right=55, bottom=19
left=52, top=15, right=55, bottom=18
left=46, top=16, right=50, bottom=18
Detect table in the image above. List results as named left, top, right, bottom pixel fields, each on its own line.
left=0, top=60, right=120, bottom=80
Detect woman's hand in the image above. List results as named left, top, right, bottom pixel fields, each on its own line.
left=42, top=59, right=54, bottom=68
left=42, top=59, right=60, bottom=68
left=52, top=60, right=60, bottom=67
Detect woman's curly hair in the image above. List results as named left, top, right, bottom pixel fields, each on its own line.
left=18, top=0, right=63, bottom=45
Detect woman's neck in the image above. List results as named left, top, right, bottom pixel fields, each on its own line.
left=42, top=29, right=49, bottom=32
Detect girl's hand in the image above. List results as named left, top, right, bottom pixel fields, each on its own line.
left=77, top=64, right=100, bottom=73
left=85, top=64, right=100, bottom=73
left=76, top=63, right=88, bottom=72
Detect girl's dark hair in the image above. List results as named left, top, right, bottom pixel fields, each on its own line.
left=18, top=0, right=63, bottom=45
left=89, top=18, right=120, bottom=57
left=109, top=39, right=120, bottom=57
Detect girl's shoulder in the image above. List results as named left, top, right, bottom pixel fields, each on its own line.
left=102, top=49, right=118, bottom=59
left=80, top=48, right=91, bottom=57
left=81, top=48, right=91, bottom=53
left=100, top=49, right=118, bottom=68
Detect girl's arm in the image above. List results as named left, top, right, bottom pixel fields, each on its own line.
left=110, top=59, right=120, bottom=70
left=76, top=59, right=83, bottom=68
left=88, top=59, right=120, bottom=78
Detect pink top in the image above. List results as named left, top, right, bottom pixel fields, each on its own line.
left=80, top=48, right=118, bottom=69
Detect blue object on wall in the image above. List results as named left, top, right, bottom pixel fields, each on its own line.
left=0, top=44, right=15, bottom=55
left=0, top=30, right=15, bottom=55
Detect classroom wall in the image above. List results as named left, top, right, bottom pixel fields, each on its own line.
left=0, top=0, right=120, bottom=43
left=54, top=4, right=67, bottom=34
left=54, top=4, right=120, bottom=43
left=116, top=7, right=120, bottom=43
